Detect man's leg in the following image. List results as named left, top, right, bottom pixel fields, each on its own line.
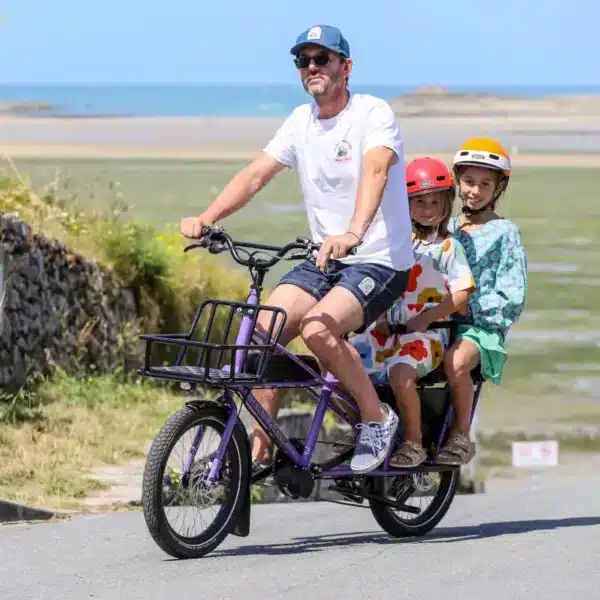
left=300, top=287, right=385, bottom=422
left=298, top=264, right=409, bottom=473
left=250, top=283, right=319, bottom=464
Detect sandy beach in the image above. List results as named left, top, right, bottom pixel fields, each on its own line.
left=2, top=89, right=600, bottom=166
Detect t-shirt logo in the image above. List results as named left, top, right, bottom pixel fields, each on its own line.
left=334, top=139, right=352, bottom=163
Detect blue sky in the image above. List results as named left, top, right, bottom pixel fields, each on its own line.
left=1, top=0, right=598, bottom=85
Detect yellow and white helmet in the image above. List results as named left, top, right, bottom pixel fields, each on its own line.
left=452, top=137, right=511, bottom=178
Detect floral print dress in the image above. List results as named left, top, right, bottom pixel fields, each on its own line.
left=350, top=234, right=475, bottom=383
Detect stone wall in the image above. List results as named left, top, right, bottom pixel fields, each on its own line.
left=0, top=213, right=139, bottom=393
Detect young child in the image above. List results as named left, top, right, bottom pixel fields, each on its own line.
left=345, top=157, right=476, bottom=468
left=436, top=137, right=528, bottom=465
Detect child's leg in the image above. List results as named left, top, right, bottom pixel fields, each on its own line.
left=388, top=364, right=421, bottom=444
left=437, top=338, right=480, bottom=464
left=384, top=330, right=443, bottom=467
left=444, top=338, right=480, bottom=435
left=387, top=364, right=427, bottom=466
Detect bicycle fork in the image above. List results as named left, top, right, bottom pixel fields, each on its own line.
left=180, top=392, right=240, bottom=484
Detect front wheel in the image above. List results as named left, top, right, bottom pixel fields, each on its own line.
left=142, top=404, right=250, bottom=559
left=369, top=469, right=459, bottom=537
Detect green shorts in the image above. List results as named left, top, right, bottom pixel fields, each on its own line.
left=456, top=325, right=506, bottom=385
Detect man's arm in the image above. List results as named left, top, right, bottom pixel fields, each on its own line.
left=347, top=146, right=398, bottom=240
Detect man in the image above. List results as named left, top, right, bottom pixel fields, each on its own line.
left=180, top=25, right=414, bottom=474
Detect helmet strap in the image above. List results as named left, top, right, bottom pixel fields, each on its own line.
left=460, top=173, right=507, bottom=217
left=462, top=200, right=495, bottom=216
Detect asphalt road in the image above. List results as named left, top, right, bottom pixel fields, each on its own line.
left=2, top=475, right=600, bottom=600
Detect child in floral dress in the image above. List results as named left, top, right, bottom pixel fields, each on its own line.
left=347, top=157, right=475, bottom=467
left=436, top=137, right=528, bottom=465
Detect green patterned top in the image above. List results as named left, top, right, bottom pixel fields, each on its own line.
left=448, top=216, right=528, bottom=337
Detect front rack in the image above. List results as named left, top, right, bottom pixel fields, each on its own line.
left=137, top=298, right=286, bottom=387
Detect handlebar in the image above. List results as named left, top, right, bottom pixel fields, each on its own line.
left=183, top=226, right=358, bottom=270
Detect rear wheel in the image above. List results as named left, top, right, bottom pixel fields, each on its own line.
left=369, top=469, right=459, bottom=537
left=142, top=404, right=249, bottom=558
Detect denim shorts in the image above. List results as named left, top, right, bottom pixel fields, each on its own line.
left=278, top=259, right=410, bottom=333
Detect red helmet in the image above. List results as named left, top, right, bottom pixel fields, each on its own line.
left=405, top=157, right=454, bottom=197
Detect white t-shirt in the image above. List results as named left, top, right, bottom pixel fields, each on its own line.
left=263, top=93, right=413, bottom=271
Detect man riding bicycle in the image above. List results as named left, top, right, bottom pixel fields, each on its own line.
left=180, top=25, right=414, bottom=474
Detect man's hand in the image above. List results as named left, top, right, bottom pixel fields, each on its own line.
left=315, top=232, right=360, bottom=272
left=180, top=214, right=213, bottom=239
left=406, top=311, right=434, bottom=333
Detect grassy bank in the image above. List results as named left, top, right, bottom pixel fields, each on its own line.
left=0, top=160, right=310, bottom=508
left=0, top=371, right=186, bottom=510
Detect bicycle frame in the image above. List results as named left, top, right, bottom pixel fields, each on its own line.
left=185, top=278, right=484, bottom=484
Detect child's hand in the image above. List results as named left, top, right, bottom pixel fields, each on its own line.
left=406, top=312, right=434, bottom=333
left=373, top=313, right=390, bottom=336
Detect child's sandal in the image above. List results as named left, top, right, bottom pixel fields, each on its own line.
left=435, top=432, right=476, bottom=465
left=389, top=440, right=427, bottom=468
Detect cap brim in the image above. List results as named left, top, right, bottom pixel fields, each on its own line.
left=290, top=42, right=346, bottom=56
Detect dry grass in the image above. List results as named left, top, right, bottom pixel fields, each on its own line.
left=0, top=370, right=185, bottom=510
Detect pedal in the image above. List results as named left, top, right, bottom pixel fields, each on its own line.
left=251, top=464, right=273, bottom=485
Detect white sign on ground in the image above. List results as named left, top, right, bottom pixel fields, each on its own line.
left=512, top=440, right=559, bottom=469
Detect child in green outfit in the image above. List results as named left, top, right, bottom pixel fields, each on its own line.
left=437, top=137, right=528, bottom=465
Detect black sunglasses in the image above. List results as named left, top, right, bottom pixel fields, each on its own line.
left=293, top=52, right=332, bottom=69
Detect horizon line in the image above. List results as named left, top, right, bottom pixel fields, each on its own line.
left=1, top=82, right=599, bottom=89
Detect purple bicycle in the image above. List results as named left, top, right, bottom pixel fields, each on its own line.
left=138, top=226, right=483, bottom=559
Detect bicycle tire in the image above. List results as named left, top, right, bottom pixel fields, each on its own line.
left=142, top=404, right=249, bottom=558
left=369, top=469, right=459, bottom=537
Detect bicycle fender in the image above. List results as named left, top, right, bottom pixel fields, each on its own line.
left=230, top=421, right=252, bottom=538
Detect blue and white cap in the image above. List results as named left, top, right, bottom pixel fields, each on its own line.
left=290, top=25, right=350, bottom=58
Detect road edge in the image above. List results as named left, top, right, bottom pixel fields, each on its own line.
left=0, top=499, right=55, bottom=523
